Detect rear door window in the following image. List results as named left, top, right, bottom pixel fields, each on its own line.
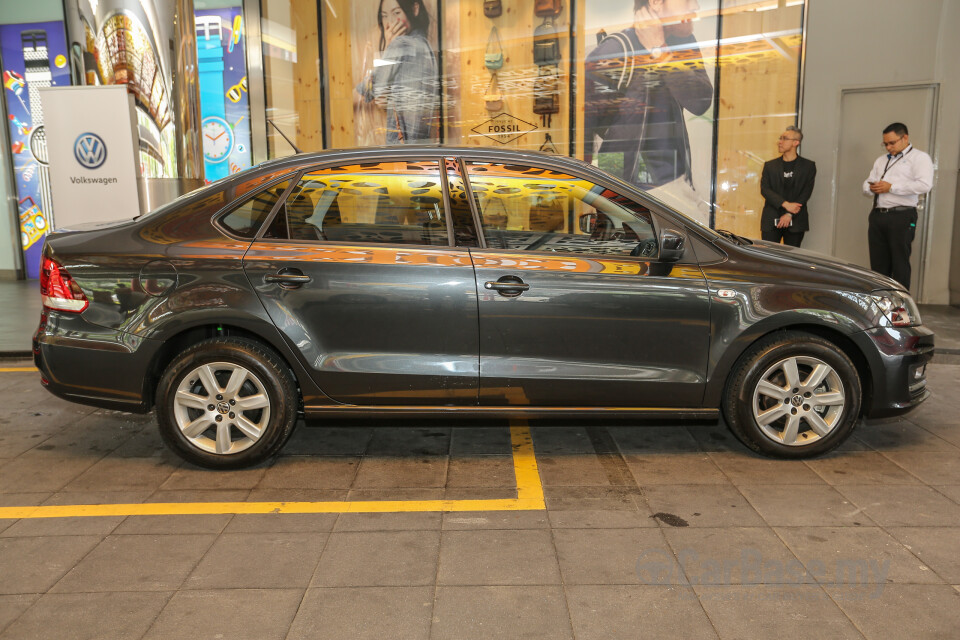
left=264, top=160, right=451, bottom=247
left=217, top=178, right=292, bottom=239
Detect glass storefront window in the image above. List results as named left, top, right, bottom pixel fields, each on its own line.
left=261, top=0, right=322, bottom=157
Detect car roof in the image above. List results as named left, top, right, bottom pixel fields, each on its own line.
left=254, top=146, right=597, bottom=174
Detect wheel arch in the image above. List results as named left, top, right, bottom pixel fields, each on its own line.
left=141, top=319, right=319, bottom=411
left=706, top=322, right=873, bottom=414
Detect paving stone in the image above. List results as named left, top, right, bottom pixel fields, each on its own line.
left=444, top=456, right=517, bottom=487
left=536, top=454, right=615, bottom=486
left=449, top=427, right=513, bottom=455
left=114, top=514, right=232, bottom=535
left=366, top=427, right=450, bottom=456
left=0, top=536, right=102, bottom=594
left=824, top=584, right=960, bottom=640
left=0, top=594, right=39, bottom=635
left=313, top=530, right=440, bottom=587
left=0, top=516, right=122, bottom=538
left=529, top=426, right=595, bottom=455
left=159, top=464, right=268, bottom=491
left=257, top=456, right=360, bottom=490
left=694, top=584, right=860, bottom=638
left=548, top=508, right=656, bottom=529
left=623, top=452, right=731, bottom=485
left=856, top=419, right=957, bottom=452
left=0, top=431, right=57, bottom=459
left=882, top=450, right=960, bottom=485
left=431, top=586, right=573, bottom=640
left=643, top=484, right=766, bottom=528
left=608, top=425, right=703, bottom=453
left=144, top=589, right=302, bottom=640
left=662, top=527, right=813, bottom=585
left=224, top=513, right=339, bottom=534
left=51, top=534, right=217, bottom=593
left=805, top=451, right=923, bottom=485
left=738, top=484, right=871, bottom=527
left=0, top=457, right=98, bottom=494
left=351, top=456, right=448, bottom=489
left=442, top=510, right=549, bottom=530
left=543, top=486, right=640, bottom=511
left=286, top=587, right=433, bottom=640
left=836, top=485, right=960, bottom=527
left=776, top=526, right=941, bottom=585
left=554, top=528, right=678, bottom=585
left=334, top=512, right=441, bottom=532
left=888, top=527, right=960, bottom=583
left=437, top=529, right=561, bottom=585
left=1, top=591, right=169, bottom=640
left=708, top=452, right=825, bottom=485
left=282, top=426, right=373, bottom=455
left=64, top=456, right=180, bottom=493
left=185, top=532, right=327, bottom=589
left=565, top=585, right=717, bottom=640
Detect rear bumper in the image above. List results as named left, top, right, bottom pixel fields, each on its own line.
left=33, top=310, right=160, bottom=413
left=852, top=325, right=934, bottom=418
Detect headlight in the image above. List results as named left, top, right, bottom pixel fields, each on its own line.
left=869, top=290, right=922, bottom=327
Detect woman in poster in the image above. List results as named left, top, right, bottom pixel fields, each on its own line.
left=358, top=0, right=439, bottom=144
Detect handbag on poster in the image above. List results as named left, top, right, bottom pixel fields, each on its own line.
left=534, top=0, right=562, bottom=17
left=485, top=26, right=504, bottom=70
left=484, top=73, right=504, bottom=112
left=529, top=194, right=565, bottom=231
left=533, top=17, right=561, bottom=66
left=539, top=133, right=559, bottom=155
left=532, top=66, right=559, bottom=115
left=484, top=0, right=503, bottom=18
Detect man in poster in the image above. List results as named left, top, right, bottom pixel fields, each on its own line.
left=585, top=0, right=711, bottom=206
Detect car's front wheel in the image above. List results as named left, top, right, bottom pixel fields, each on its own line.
left=156, top=337, right=298, bottom=469
left=722, top=331, right=862, bottom=458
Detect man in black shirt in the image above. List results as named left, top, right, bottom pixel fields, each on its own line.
left=760, top=125, right=816, bottom=247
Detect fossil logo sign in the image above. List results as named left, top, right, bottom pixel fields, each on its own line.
left=471, top=113, right=537, bottom=145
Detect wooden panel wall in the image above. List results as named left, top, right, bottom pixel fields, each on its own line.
left=714, top=5, right=804, bottom=238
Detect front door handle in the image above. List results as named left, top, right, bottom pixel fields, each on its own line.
left=484, top=275, right=529, bottom=297
left=265, top=268, right=311, bottom=289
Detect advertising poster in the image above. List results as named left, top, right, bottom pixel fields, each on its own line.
left=583, top=0, right=717, bottom=224
left=351, top=0, right=441, bottom=146
left=194, top=8, right=252, bottom=182
left=1, top=21, right=70, bottom=278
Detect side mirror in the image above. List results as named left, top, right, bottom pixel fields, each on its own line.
left=578, top=213, right=597, bottom=234
left=659, top=228, right=686, bottom=262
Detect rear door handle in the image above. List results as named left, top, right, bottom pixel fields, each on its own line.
left=265, top=269, right=311, bottom=289
left=484, top=276, right=529, bottom=297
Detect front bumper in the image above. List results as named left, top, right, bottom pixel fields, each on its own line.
left=852, top=324, right=935, bottom=418
left=33, top=310, right=161, bottom=413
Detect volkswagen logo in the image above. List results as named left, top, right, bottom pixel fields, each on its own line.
left=74, top=132, right=107, bottom=170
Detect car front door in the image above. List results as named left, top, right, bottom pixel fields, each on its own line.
left=242, top=158, right=479, bottom=406
left=453, top=159, right=711, bottom=408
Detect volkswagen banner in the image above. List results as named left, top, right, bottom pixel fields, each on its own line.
left=39, top=85, right=141, bottom=230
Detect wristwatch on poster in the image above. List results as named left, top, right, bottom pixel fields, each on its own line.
left=196, top=16, right=233, bottom=182
left=22, top=30, right=52, bottom=165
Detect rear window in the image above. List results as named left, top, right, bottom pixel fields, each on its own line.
left=218, top=179, right=292, bottom=238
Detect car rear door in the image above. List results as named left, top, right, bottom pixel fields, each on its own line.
left=242, top=157, right=480, bottom=406
left=452, top=158, right=711, bottom=408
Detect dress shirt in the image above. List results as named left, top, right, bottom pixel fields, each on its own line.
left=862, top=144, right=934, bottom=208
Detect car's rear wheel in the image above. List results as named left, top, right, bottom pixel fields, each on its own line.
left=156, top=337, right=298, bottom=469
left=722, top=331, right=861, bottom=458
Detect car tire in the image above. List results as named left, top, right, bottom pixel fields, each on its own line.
left=156, top=337, right=298, bottom=469
left=722, top=331, right=861, bottom=458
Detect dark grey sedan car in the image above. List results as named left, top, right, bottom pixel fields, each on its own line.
left=34, top=147, right=933, bottom=468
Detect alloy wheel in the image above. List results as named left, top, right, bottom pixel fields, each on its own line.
left=172, top=361, right=272, bottom=455
left=751, top=355, right=846, bottom=446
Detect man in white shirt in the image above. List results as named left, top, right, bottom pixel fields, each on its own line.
left=863, top=122, right=934, bottom=289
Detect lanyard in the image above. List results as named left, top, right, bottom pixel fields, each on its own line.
left=880, top=146, right=912, bottom=181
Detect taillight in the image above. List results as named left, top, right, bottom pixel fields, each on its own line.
left=40, top=257, right=88, bottom=313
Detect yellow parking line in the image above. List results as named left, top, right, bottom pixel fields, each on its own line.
left=0, top=423, right=546, bottom=519
left=0, top=367, right=37, bottom=372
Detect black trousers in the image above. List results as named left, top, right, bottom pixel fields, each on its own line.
left=868, top=207, right=917, bottom=289
left=761, top=227, right=805, bottom=247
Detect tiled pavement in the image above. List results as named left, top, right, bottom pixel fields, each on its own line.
left=0, top=362, right=958, bottom=638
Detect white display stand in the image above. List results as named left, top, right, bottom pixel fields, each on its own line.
left=39, top=85, right=142, bottom=230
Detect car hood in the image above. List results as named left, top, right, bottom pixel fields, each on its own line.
left=734, top=239, right=904, bottom=293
